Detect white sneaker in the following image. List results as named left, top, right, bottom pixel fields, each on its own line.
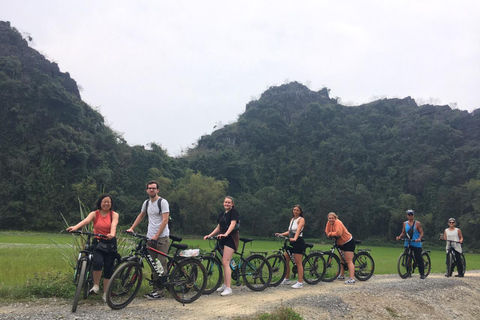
left=291, top=282, right=303, bottom=289
left=102, top=293, right=107, bottom=302
left=345, top=278, right=356, bottom=285
left=337, top=275, right=345, bottom=280
left=89, top=284, right=99, bottom=294
left=280, top=278, right=292, bottom=285
left=216, top=284, right=227, bottom=292
left=220, top=287, right=233, bottom=296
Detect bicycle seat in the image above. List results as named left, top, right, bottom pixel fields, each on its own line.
left=305, top=243, right=314, bottom=249
left=240, top=238, right=253, bottom=243
left=171, top=243, right=188, bottom=250
left=355, top=240, right=362, bottom=245
left=170, top=235, right=183, bottom=242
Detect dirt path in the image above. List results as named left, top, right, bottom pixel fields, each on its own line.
left=1, top=271, right=479, bottom=319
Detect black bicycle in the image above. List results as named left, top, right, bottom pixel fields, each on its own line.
left=266, top=235, right=325, bottom=286
left=105, top=231, right=206, bottom=309
left=201, top=237, right=272, bottom=294
left=322, top=237, right=375, bottom=282
left=397, top=238, right=431, bottom=279
left=444, top=239, right=466, bottom=277
left=70, top=230, right=107, bottom=312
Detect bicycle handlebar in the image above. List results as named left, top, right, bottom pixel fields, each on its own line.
left=124, top=230, right=159, bottom=244
left=398, top=238, right=425, bottom=242
left=69, top=230, right=108, bottom=239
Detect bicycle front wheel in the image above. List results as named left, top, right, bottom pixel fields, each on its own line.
left=266, top=254, right=287, bottom=287
left=201, top=256, right=223, bottom=294
left=446, top=251, right=454, bottom=277
left=397, top=252, right=411, bottom=279
left=322, top=253, right=340, bottom=282
left=242, top=254, right=272, bottom=291
left=303, top=252, right=325, bottom=285
left=106, top=261, right=143, bottom=310
left=72, top=260, right=87, bottom=313
left=169, top=258, right=207, bottom=303
left=422, top=252, right=431, bottom=277
left=354, top=252, right=375, bottom=281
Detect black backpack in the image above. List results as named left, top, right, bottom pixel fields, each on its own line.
left=145, top=198, right=172, bottom=229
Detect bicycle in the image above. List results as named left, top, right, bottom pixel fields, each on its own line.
left=70, top=230, right=108, bottom=313
left=322, top=237, right=375, bottom=282
left=397, top=238, right=431, bottom=279
left=266, top=235, right=325, bottom=286
left=105, top=231, right=206, bottom=309
left=444, top=239, right=466, bottom=277
left=201, top=236, right=272, bottom=294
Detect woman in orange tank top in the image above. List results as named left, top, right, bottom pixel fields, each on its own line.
left=67, top=194, right=119, bottom=302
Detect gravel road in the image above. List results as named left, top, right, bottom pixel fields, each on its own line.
left=1, top=271, right=479, bottom=320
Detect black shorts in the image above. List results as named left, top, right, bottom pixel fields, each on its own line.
left=219, top=232, right=239, bottom=251
left=339, top=238, right=356, bottom=252
left=287, top=237, right=306, bottom=254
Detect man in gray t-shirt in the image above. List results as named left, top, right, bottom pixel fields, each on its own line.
left=127, top=180, right=170, bottom=299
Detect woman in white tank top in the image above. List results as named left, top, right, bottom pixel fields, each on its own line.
left=443, top=218, right=464, bottom=277
left=274, top=205, right=306, bottom=289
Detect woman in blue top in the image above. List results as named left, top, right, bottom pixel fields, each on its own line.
left=396, top=209, right=425, bottom=279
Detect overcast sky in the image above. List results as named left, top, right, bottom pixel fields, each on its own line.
left=3, top=1, right=480, bottom=156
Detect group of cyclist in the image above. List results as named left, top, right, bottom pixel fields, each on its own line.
left=67, top=180, right=466, bottom=303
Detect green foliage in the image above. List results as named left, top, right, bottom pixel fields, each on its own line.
left=1, top=21, right=480, bottom=246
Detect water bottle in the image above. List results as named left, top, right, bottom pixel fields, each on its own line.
left=230, top=259, right=236, bottom=268
left=155, top=258, right=164, bottom=275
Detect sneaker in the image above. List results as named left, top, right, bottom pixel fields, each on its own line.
left=455, top=274, right=464, bottom=277
left=345, top=278, right=356, bottom=285
left=216, top=284, right=227, bottom=292
left=420, top=275, right=426, bottom=279
left=337, top=275, right=345, bottom=280
left=146, top=291, right=165, bottom=300
left=220, top=287, right=233, bottom=296
left=102, top=293, right=107, bottom=302
left=291, top=282, right=303, bottom=289
left=280, top=278, right=292, bottom=285
left=89, top=284, right=99, bottom=294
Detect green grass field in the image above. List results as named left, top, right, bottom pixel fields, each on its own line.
left=1, top=231, right=479, bottom=300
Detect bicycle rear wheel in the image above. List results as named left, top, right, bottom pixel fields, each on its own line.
left=446, top=251, right=454, bottom=277
left=169, top=258, right=206, bottom=303
left=266, top=254, right=287, bottom=287
left=72, top=260, right=87, bottom=312
left=397, top=252, right=411, bottom=279
left=422, top=252, right=431, bottom=277
left=201, top=256, right=222, bottom=294
left=303, top=252, right=325, bottom=285
left=242, top=254, right=272, bottom=291
left=106, top=261, right=143, bottom=310
left=322, top=253, right=340, bottom=282
left=354, top=252, right=375, bottom=281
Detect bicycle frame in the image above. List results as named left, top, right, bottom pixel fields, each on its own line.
left=203, top=236, right=271, bottom=291
left=272, top=235, right=313, bottom=275
left=397, top=238, right=430, bottom=279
